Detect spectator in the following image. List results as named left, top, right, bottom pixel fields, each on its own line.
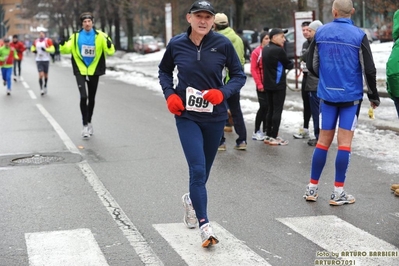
left=262, top=28, right=293, bottom=145
left=251, top=31, right=270, bottom=140
left=304, top=20, right=323, bottom=146
left=293, top=21, right=312, bottom=140
left=214, top=13, right=248, bottom=150
left=236, top=28, right=252, bottom=62
left=386, top=9, right=399, bottom=197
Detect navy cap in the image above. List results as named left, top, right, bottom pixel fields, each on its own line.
left=189, top=1, right=215, bottom=15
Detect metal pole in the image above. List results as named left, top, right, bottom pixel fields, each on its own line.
left=362, top=1, right=366, bottom=27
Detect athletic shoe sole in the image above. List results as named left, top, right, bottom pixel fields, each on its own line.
left=329, top=198, right=355, bottom=206
left=304, top=195, right=318, bottom=201
left=202, top=237, right=219, bottom=248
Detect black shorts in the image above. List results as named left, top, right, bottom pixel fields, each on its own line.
left=36, top=61, right=50, bottom=74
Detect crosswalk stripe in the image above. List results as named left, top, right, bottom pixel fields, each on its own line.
left=277, top=215, right=399, bottom=265
left=153, top=222, right=271, bottom=265
left=25, top=228, right=109, bottom=266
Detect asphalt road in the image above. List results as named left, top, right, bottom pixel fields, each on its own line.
left=0, top=55, right=398, bottom=266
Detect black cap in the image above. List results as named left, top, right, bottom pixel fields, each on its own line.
left=188, top=1, right=215, bottom=15
left=12, top=34, right=18, bottom=39
left=269, top=28, right=288, bottom=40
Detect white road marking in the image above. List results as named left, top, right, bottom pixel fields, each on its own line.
left=79, top=162, right=164, bottom=265
left=25, top=228, right=108, bottom=266
left=22, top=81, right=29, bottom=89
left=277, top=215, right=399, bottom=265
left=36, top=104, right=80, bottom=154
left=153, top=222, right=271, bottom=265
left=36, top=104, right=163, bottom=265
left=28, top=90, right=37, bottom=99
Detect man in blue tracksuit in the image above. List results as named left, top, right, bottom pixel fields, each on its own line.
left=304, top=0, right=380, bottom=205
left=158, top=0, right=246, bottom=247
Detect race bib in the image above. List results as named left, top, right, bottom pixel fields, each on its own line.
left=81, top=45, right=95, bottom=57
left=185, top=87, right=213, bottom=113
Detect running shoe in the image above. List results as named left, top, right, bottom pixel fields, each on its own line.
left=224, top=125, right=233, bottom=132
left=6, top=89, right=11, bottom=96
left=88, top=123, right=94, bottom=136
left=263, top=136, right=271, bottom=144
left=13, top=76, right=17, bottom=82
left=82, top=126, right=90, bottom=139
left=395, top=189, right=399, bottom=197
left=252, top=131, right=266, bottom=141
left=391, top=184, right=399, bottom=191
left=268, top=137, right=289, bottom=146
left=293, top=128, right=309, bottom=139
left=307, top=138, right=317, bottom=146
left=200, top=223, right=219, bottom=248
left=304, top=185, right=318, bottom=201
left=3, top=80, right=6, bottom=86
left=40, top=89, right=45, bottom=96
left=234, top=141, right=247, bottom=150
left=182, top=193, right=197, bottom=229
left=329, top=191, right=355, bottom=206
left=218, top=143, right=226, bottom=151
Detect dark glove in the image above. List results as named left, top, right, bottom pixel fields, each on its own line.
left=59, top=39, right=65, bottom=46
left=166, top=94, right=184, bottom=116
left=33, top=50, right=37, bottom=54
left=202, top=89, right=224, bottom=105
left=106, top=39, right=112, bottom=49
left=41, top=47, right=46, bottom=51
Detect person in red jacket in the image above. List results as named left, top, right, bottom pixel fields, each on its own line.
left=10, top=35, right=26, bottom=82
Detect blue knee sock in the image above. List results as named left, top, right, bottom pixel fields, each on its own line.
left=335, top=146, right=351, bottom=187
left=310, top=144, right=329, bottom=184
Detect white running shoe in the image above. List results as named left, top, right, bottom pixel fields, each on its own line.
left=268, top=136, right=289, bottom=146
left=182, top=193, right=197, bottom=229
left=88, top=123, right=93, bottom=135
left=200, top=223, right=219, bottom=248
left=82, top=126, right=90, bottom=139
left=293, top=128, right=309, bottom=139
left=6, top=89, right=11, bottom=95
left=252, top=130, right=266, bottom=141
left=40, top=89, right=45, bottom=96
left=304, top=185, right=318, bottom=201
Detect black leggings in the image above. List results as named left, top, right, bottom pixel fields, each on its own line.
left=301, top=73, right=311, bottom=129
left=75, top=75, right=99, bottom=126
left=255, top=90, right=268, bottom=132
left=13, top=60, right=21, bottom=76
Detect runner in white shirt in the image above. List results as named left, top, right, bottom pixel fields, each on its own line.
left=30, top=31, right=55, bottom=95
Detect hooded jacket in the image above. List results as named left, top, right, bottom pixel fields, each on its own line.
left=386, top=10, right=399, bottom=98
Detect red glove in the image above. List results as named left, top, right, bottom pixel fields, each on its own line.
left=166, top=94, right=184, bottom=115
left=202, top=89, right=224, bottom=105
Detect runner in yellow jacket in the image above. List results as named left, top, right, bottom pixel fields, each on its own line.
left=59, top=12, right=115, bottom=138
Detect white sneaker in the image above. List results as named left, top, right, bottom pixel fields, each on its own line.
left=293, top=128, right=309, bottom=139
left=200, top=223, right=219, bottom=248
left=182, top=193, right=197, bottom=229
left=252, top=130, right=266, bottom=140
left=88, top=123, right=93, bottom=135
left=82, top=126, right=90, bottom=138
left=40, top=89, right=45, bottom=96
left=6, top=89, right=11, bottom=95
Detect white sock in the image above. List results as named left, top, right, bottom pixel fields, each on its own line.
left=334, top=186, right=344, bottom=194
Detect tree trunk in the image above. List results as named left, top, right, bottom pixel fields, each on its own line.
left=298, top=0, right=307, bottom=11
left=234, top=0, right=244, bottom=29
left=318, top=0, right=324, bottom=22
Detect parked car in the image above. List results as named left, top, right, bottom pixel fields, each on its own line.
left=133, top=35, right=160, bottom=54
